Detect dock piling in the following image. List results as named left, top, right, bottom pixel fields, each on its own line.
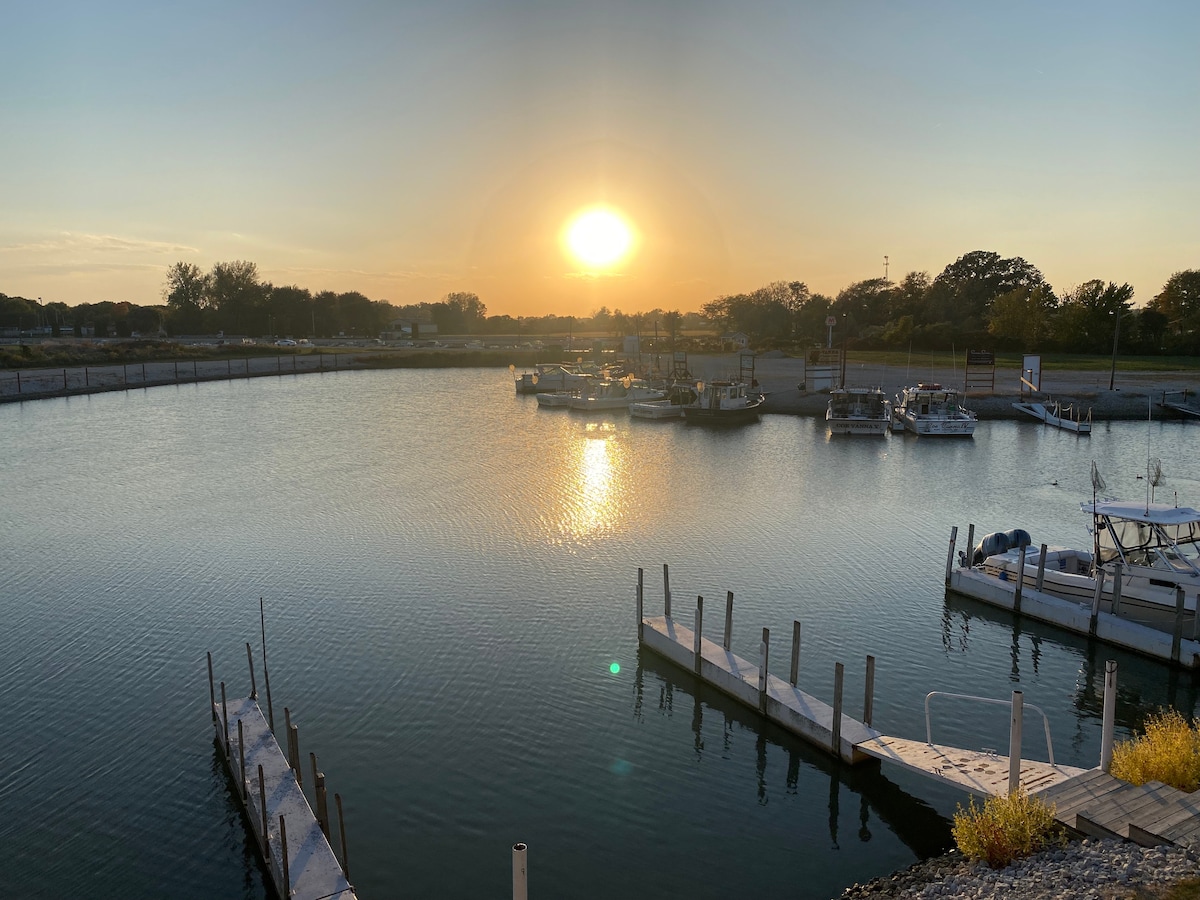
left=1173, top=587, right=1186, bottom=664
left=279, top=815, right=290, bottom=894
left=1035, top=544, right=1048, bottom=592
left=945, top=526, right=958, bottom=584
left=694, top=596, right=704, bottom=674
left=513, top=842, right=528, bottom=900
left=832, top=663, right=844, bottom=758
left=723, top=591, right=733, bottom=651
left=1090, top=570, right=1106, bottom=636
left=221, top=681, right=230, bottom=757
left=238, top=719, right=247, bottom=801
left=758, top=628, right=769, bottom=710
left=789, top=621, right=801, bottom=687
left=260, top=598, right=274, bottom=732
left=284, top=707, right=293, bottom=765
left=863, top=655, right=875, bottom=727
left=1008, top=690, right=1024, bottom=796
left=966, top=524, right=975, bottom=567
left=315, top=768, right=330, bottom=838
left=290, top=723, right=302, bottom=787
left=207, top=652, right=217, bottom=722
left=663, top=564, right=671, bottom=618
left=1111, top=563, right=1123, bottom=616
left=258, top=764, right=269, bottom=858
left=336, top=792, right=351, bottom=883
left=245, top=641, right=257, bottom=700
left=1014, top=545, right=1027, bottom=611
left=1100, top=660, right=1117, bottom=772
left=636, top=568, right=644, bottom=642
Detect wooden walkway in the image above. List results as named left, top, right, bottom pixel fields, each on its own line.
left=1036, top=769, right=1200, bottom=849
left=213, top=696, right=356, bottom=900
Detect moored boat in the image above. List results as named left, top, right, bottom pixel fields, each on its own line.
left=630, top=383, right=699, bottom=420
left=569, top=377, right=667, bottom=413
left=892, top=383, right=976, bottom=436
left=513, top=363, right=592, bottom=395
left=682, top=380, right=763, bottom=425
left=826, top=387, right=891, bottom=436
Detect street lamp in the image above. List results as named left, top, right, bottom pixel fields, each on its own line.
left=1109, top=310, right=1121, bottom=391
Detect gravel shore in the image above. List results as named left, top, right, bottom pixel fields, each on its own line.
left=838, top=839, right=1200, bottom=899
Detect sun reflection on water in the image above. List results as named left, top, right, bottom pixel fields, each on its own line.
left=560, top=422, right=624, bottom=540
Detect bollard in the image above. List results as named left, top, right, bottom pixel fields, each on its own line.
left=513, top=842, right=528, bottom=900
left=1111, top=563, right=1123, bottom=616
left=663, top=563, right=671, bottom=618
left=945, top=526, right=958, bottom=584
left=258, top=765, right=269, bottom=857
left=723, top=591, right=733, bottom=651
left=636, top=568, right=644, bottom=642
left=1090, top=570, right=1106, bottom=636
left=694, top=596, right=704, bottom=674
left=965, top=524, right=975, bottom=567
left=1035, top=543, right=1048, bottom=592
left=832, top=662, right=844, bottom=758
left=758, top=628, right=769, bottom=709
left=789, top=620, right=801, bottom=687
left=1100, top=660, right=1117, bottom=772
left=245, top=642, right=257, bottom=700
left=238, top=719, right=247, bottom=800
left=280, top=815, right=290, bottom=893
left=220, top=681, right=230, bottom=758
left=1014, top=545, right=1027, bottom=611
left=1008, top=690, right=1024, bottom=795
left=863, top=655, right=875, bottom=727
left=1173, top=586, right=1186, bottom=664
left=336, top=792, right=351, bottom=882
left=207, top=651, right=217, bottom=722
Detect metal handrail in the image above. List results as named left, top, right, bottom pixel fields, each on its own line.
left=925, top=691, right=1056, bottom=765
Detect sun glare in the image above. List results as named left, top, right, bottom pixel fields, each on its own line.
left=563, top=207, right=634, bottom=269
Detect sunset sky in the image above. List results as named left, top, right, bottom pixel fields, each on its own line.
left=2, top=1, right=1196, bottom=317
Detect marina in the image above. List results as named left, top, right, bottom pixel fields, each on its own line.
left=5, top=366, right=1200, bottom=899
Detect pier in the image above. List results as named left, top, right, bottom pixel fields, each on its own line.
left=637, top=566, right=1200, bottom=850
left=208, top=634, right=356, bottom=900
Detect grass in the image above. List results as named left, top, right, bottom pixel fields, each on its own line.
left=951, top=790, right=1065, bottom=868
left=1111, top=709, right=1200, bottom=792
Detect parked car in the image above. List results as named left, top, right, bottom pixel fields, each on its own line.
left=275, top=339, right=297, bottom=347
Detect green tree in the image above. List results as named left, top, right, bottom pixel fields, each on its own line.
left=207, top=260, right=262, bottom=333
left=1051, top=280, right=1133, bottom=353
left=162, top=261, right=209, bottom=334
left=986, top=285, right=1056, bottom=349
left=924, top=251, right=1049, bottom=344
left=1148, top=270, right=1200, bottom=351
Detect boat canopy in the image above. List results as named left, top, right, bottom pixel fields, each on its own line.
left=1083, top=501, right=1200, bottom=572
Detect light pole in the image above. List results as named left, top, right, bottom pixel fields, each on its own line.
left=1108, top=310, right=1121, bottom=391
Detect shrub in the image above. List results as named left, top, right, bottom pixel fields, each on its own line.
left=1111, top=709, right=1200, bottom=792
left=952, top=790, right=1064, bottom=868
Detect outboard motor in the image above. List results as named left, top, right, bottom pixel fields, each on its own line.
left=971, top=531, right=1011, bottom=566
left=1003, top=528, right=1032, bottom=550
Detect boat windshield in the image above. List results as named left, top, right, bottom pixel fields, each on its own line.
left=1098, top=515, right=1200, bottom=574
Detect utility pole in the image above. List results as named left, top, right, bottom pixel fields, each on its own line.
left=884, top=256, right=889, bottom=281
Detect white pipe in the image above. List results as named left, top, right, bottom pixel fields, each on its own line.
left=513, top=842, right=528, bottom=900
left=1100, top=660, right=1117, bottom=772
left=1008, top=690, right=1023, bottom=795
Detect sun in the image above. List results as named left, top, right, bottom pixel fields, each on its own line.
left=563, top=207, right=634, bottom=269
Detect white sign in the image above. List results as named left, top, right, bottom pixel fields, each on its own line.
left=825, top=316, right=836, bottom=327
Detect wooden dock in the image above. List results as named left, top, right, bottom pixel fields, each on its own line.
left=1036, top=769, right=1200, bottom=849
left=1159, top=389, right=1200, bottom=419
left=209, top=645, right=356, bottom=900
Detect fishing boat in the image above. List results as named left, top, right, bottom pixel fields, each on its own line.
left=512, top=363, right=592, bottom=395
left=826, top=387, right=891, bottom=436
left=681, top=380, right=763, bottom=425
left=568, top=377, right=666, bottom=413
left=891, top=383, right=976, bottom=436
left=630, top=383, right=699, bottom=420
left=969, top=500, right=1200, bottom=626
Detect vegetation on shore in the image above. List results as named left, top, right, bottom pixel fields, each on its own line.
left=951, top=790, right=1065, bottom=868
left=1111, top=709, right=1200, bottom=793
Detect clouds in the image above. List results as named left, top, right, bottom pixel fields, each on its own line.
left=0, top=232, right=197, bottom=258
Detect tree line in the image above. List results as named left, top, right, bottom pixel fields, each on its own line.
left=3, top=250, right=1198, bottom=354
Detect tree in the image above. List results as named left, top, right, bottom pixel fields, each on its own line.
left=986, top=285, right=1056, bottom=349
left=1051, top=280, right=1133, bottom=353
left=924, top=251, right=1049, bottom=341
left=1148, top=270, right=1200, bottom=351
left=661, top=310, right=683, bottom=349
left=162, top=262, right=210, bottom=334
left=444, top=291, right=486, bottom=334
left=208, top=260, right=262, bottom=333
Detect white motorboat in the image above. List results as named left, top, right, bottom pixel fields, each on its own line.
left=568, top=377, right=666, bottom=413
left=682, top=380, right=763, bottom=425
left=971, top=500, right=1200, bottom=625
left=892, top=383, right=976, bottom=436
left=513, top=363, right=592, bottom=395
left=630, top=383, right=699, bottom=420
left=826, top=387, right=891, bottom=436
left=535, top=390, right=579, bottom=408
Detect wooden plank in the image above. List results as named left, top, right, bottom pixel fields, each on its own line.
left=1035, top=769, right=1120, bottom=808
left=1071, top=783, right=1181, bottom=835
left=1075, top=811, right=1124, bottom=840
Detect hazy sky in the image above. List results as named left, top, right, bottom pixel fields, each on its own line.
left=2, top=1, right=1196, bottom=316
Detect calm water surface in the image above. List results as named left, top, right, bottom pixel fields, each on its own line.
left=2, top=368, right=1199, bottom=899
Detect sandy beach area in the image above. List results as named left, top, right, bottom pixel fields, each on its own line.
left=685, top=353, right=1200, bottom=421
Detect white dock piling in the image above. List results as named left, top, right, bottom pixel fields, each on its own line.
left=663, top=564, right=671, bottom=618
left=1014, top=545, right=1027, bottom=611
left=723, top=591, right=733, bottom=650
left=1173, top=587, right=1186, bottom=663
left=1035, top=543, right=1048, bottom=592
left=513, top=842, right=528, bottom=900
left=945, top=526, right=958, bottom=584
left=758, top=628, right=769, bottom=710
left=966, top=524, right=975, bottom=567
left=1090, top=570, right=1106, bottom=636
left=693, top=597, right=704, bottom=674
left=832, top=663, right=845, bottom=756
left=863, top=656, right=876, bottom=728
left=1100, top=660, right=1117, bottom=772
left=789, top=621, right=801, bottom=687
left=1008, top=690, right=1024, bottom=796
left=636, top=568, right=644, bottom=642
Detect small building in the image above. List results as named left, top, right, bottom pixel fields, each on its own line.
left=382, top=319, right=438, bottom=341
left=720, top=331, right=751, bottom=351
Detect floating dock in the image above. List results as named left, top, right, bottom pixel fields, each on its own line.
left=942, top=527, right=1200, bottom=669
left=1159, top=389, right=1200, bottom=419
left=1011, top=399, right=1092, bottom=433
left=208, top=647, right=356, bottom=900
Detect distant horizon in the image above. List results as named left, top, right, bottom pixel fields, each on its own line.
left=3, top=3, right=1196, bottom=316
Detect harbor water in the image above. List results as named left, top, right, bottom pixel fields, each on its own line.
left=2, top=367, right=1198, bottom=899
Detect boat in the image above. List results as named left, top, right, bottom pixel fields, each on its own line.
left=535, top=389, right=581, bottom=408
left=891, top=383, right=977, bottom=436
left=826, top=387, right=891, bottom=436
left=969, top=500, right=1200, bottom=625
left=568, top=377, right=667, bottom=413
left=681, top=379, right=763, bottom=425
left=512, top=363, right=592, bottom=395
left=630, top=383, right=699, bottom=420
left=1011, top=399, right=1092, bottom=434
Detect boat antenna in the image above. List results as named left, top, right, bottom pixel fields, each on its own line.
left=1091, top=460, right=1106, bottom=574
left=1145, top=395, right=1153, bottom=512
left=1149, top=459, right=1164, bottom=505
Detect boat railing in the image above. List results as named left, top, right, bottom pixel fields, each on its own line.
left=925, top=691, right=1057, bottom=765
